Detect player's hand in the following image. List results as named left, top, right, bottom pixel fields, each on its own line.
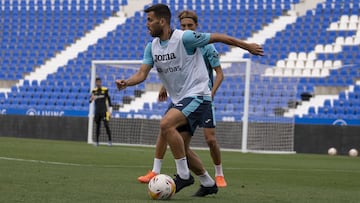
left=116, top=79, right=127, bottom=90
left=158, top=87, right=168, bottom=102
left=108, top=107, right=113, bottom=118
left=90, top=95, right=96, bottom=101
left=247, top=43, right=264, bottom=56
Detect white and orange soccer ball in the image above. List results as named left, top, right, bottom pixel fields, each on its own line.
left=148, top=174, right=176, bottom=200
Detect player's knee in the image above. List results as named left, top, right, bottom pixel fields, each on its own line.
left=159, top=118, right=174, bottom=133
left=205, top=136, right=218, bottom=148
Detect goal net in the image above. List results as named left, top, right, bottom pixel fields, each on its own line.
left=88, top=60, right=296, bottom=153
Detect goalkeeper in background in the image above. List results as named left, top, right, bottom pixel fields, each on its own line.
left=90, top=77, right=113, bottom=147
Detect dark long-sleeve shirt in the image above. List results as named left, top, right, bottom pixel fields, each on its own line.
left=91, top=87, right=112, bottom=114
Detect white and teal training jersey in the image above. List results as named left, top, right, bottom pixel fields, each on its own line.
left=200, top=44, right=220, bottom=90
left=142, top=29, right=211, bottom=104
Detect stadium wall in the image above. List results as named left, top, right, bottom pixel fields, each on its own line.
left=0, top=115, right=87, bottom=141
left=294, top=124, right=360, bottom=155
left=0, top=115, right=359, bottom=154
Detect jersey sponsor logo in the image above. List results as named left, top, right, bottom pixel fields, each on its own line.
left=212, top=50, right=219, bottom=58
left=193, top=31, right=202, bottom=39
left=93, top=95, right=105, bottom=99
left=154, top=53, right=176, bottom=62
left=157, top=66, right=182, bottom=74
left=156, top=67, right=163, bottom=73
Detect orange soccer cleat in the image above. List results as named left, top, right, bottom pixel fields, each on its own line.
left=137, top=171, right=158, bottom=183
left=215, top=176, right=227, bottom=188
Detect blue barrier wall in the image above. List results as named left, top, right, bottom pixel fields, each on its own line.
left=2, top=107, right=360, bottom=126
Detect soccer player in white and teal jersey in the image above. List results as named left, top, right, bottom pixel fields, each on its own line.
left=116, top=4, right=263, bottom=196
left=138, top=10, right=228, bottom=189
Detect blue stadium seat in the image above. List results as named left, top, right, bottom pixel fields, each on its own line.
left=1, top=0, right=359, bottom=123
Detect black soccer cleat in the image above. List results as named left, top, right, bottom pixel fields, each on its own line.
left=173, top=174, right=194, bottom=193
left=193, top=184, right=218, bottom=197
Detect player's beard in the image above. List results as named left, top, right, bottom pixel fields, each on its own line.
left=148, top=23, right=163, bottom=37
left=149, top=28, right=162, bottom=37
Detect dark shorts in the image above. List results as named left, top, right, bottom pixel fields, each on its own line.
left=167, top=96, right=215, bottom=135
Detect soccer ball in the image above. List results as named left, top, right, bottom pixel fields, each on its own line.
left=148, top=174, right=176, bottom=200
left=328, top=147, right=337, bottom=156
left=348, top=149, right=358, bottom=157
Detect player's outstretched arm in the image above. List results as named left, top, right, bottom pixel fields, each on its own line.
left=116, top=64, right=152, bottom=90
left=209, top=33, right=264, bottom=56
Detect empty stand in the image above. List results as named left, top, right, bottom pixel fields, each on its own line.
left=1, top=0, right=360, bottom=123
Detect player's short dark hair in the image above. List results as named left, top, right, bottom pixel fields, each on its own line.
left=144, top=4, right=171, bottom=24
left=178, top=10, right=198, bottom=24
left=95, top=77, right=101, bottom=81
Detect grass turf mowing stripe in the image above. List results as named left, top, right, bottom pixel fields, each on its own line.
left=1, top=137, right=360, bottom=203
left=1, top=156, right=359, bottom=174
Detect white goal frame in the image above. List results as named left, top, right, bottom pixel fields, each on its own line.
left=88, top=59, right=295, bottom=154
left=87, top=60, right=143, bottom=144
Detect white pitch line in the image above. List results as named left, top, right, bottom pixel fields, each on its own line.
left=0, top=156, right=359, bottom=174
left=0, top=156, right=92, bottom=167
left=0, top=156, right=149, bottom=168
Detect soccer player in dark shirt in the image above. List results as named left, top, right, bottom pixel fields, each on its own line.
left=90, top=77, right=113, bottom=146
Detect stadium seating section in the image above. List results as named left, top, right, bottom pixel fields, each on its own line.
left=305, top=84, right=360, bottom=120
left=1, top=0, right=360, bottom=125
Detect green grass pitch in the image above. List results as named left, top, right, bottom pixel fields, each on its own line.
left=0, top=137, right=359, bottom=203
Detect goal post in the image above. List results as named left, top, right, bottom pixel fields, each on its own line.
left=87, top=60, right=142, bottom=144
left=88, top=59, right=296, bottom=153
left=242, top=58, right=251, bottom=153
